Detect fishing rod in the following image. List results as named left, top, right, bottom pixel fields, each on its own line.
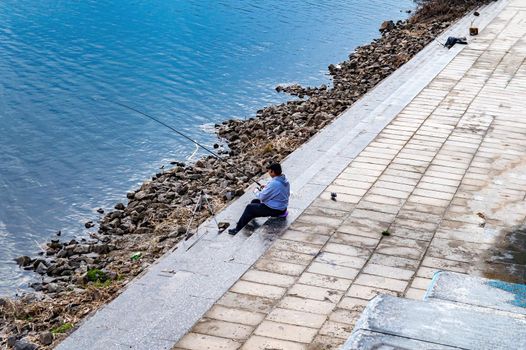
left=97, top=97, right=263, bottom=187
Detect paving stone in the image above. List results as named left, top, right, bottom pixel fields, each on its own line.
left=340, top=219, right=388, bottom=235
left=307, top=262, right=359, bottom=280
left=396, top=209, right=443, bottom=224
left=254, top=321, right=318, bottom=343
left=264, top=247, right=315, bottom=265
left=413, top=188, right=456, bottom=201
left=241, top=336, right=307, bottom=350
left=362, top=263, right=415, bottom=281
left=421, top=256, right=471, bottom=273
left=309, top=198, right=356, bottom=212
left=381, top=235, right=428, bottom=249
left=328, top=308, right=361, bottom=325
left=297, top=272, right=352, bottom=291
left=217, top=292, right=275, bottom=314
left=302, top=206, right=350, bottom=218
left=346, top=284, right=401, bottom=300
left=375, top=245, right=424, bottom=260
left=402, top=201, right=447, bottom=216
left=286, top=222, right=337, bottom=238
left=177, top=333, right=241, bottom=350
left=241, top=269, right=296, bottom=288
left=338, top=297, right=369, bottom=311
left=363, top=194, right=404, bottom=206
left=349, top=208, right=397, bottom=222
left=411, top=277, right=432, bottom=290
left=322, top=243, right=371, bottom=258
left=354, top=274, right=408, bottom=293
left=326, top=184, right=368, bottom=197
left=282, top=230, right=330, bottom=245
left=388, top=225, right=435, bottom=241
left=392, top=218, right=438, bottom=232
left=406, top=195, right=451, bottom=208
left=278, top=296, right=335, bottom=315
left=405, top=287, right=427, bottom=300
left=319, top=320, right=355, bottom=339
left=267, top=308, right=327, bottom=328
left=295, top=214, right=344, bottom=228
left=205, top=305, right=265, bottom=326
left=356, top=201, right=401, bottom=215
left=254, top=259, right=306, bottom=276
left=193, top=319, right=254, bottom=340
left=427, top=238, right=491, bottom=263
left=288, top=283, right=343, bottom=303
left=309, top=335, right=345, bottom=350
left=331, top=232, right=380, bottom=248
left=320, top=191, right=362, bottom=204
left=336, top=224, right=382, bottom=239
left=373, top=180, right=415, bottom=193
left=230, top=281, right=286, bottom=300
left=314, top=252, right=367, bottom=270
left=333, top=178, right=373, bottom=190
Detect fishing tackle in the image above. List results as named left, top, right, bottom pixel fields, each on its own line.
left=96, top=97, right=263, bottom=187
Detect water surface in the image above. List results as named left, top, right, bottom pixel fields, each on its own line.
left=0, top=0, right=413, bottom=295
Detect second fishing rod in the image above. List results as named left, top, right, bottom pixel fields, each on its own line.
left=99, top=98, right=264, bottom=189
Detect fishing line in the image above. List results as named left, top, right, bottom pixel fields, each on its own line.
left=94, top=97, right=263, bottom=187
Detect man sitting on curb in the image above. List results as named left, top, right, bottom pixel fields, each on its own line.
left=228, top=163, right=290, bottom=235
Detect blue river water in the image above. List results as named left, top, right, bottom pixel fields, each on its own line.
left=0, top=0, right=414, bottom=295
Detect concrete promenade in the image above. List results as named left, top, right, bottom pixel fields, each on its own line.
left=173, top=1, right=526, bottom=349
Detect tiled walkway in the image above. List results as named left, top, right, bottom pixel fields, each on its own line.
left=174, top=1, right=526, bottom=349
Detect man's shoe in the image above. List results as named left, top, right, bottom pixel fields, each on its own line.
left=228, top=228, right=239, bottom=236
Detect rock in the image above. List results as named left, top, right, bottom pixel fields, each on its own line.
left=91, top=244, right=111, bottom=254
left=14, top=339, right=38, bottom=350
left=134, top=191, right=149, bottom=200
left=0, top=297, right=7, bottom=307
left=96, top=208, right=105, bottom=214
left=35, top=262, right=48, bottom=275
left=7, top=335, right=17, bottom=347
left=84, top=221, right=95, bottom=229
left=115, top=203, right=125, bottom=210
left=46, top=283, right=62, bottom=293
left=72, top=245, right=90, bottom=254
left=177, top=185, right=188, bottom=195
left=14, top=256, right=32, bottom=267
left=39, top=331, right=53, bottom=345
left=380, top=20, right=394, bottom=32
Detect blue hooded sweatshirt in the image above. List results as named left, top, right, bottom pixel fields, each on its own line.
left=256, top=174, right=290, bottom=211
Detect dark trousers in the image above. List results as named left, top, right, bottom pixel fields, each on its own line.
left=235, top=199, right=286, bottom=231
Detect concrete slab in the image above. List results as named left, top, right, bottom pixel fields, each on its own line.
left=425, top=271, right=526, bottom=315
left=342, top=329, right=460, bottom=350
left=352, top=294, right=526, bottom=350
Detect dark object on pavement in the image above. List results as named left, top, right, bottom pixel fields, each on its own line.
left=444, top=36, right=467, bottom=49
left=217, top=222, right=230, bottom=233
left=331, top=192, right=337, bottom=201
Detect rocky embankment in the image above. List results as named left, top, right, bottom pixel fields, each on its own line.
left=0, top=0, right=491, bottom=348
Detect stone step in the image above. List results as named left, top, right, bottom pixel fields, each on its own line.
left=342, top=329, right=461, bottom=350
left=343, top=294, right=526, bottom=350
left=425, top=271, right=526, bottom=316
